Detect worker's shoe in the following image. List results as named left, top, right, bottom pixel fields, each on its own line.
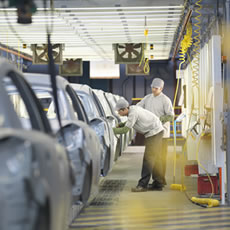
left=131, top=186, right=148, bottom=192
left=147, top=181, right=164, bottom=191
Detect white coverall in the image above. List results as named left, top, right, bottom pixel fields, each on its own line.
left=137, top=92, right=174, bottom=184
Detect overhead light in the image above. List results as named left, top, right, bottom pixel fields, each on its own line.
left=48, top=6, right=184, bottom=10
left=0, top=22, right=66, bottom=26
left=78, top=25, right=178, bottom=28
left=0, top=18, right=62, bottom=23
left=69, top=18, right=180, bottom=23
left=63, top=14, right=181, bottom=20
left=59, top=10, right=182, bottom=16
left=80, top=33, right=173, bottom=38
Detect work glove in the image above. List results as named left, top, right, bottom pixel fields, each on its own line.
left=160, top=115, right=173, bottom=124
left=116, top=122, right=126, bottom=128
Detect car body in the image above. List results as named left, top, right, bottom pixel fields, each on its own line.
left=92, top=89, right=123, bottom=160
left=0, top=58, right=72, bottom=230
left=104, top=92, right=132, bottom=152
left=23, top=73, right=102, bottom=203
left=71, top=84, right=115, bottom=175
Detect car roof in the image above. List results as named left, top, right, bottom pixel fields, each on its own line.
left=24, top=73, right=69, bottom=90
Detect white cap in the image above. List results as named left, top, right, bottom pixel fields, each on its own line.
left=151, top=78, right=164, bottom=88
left=115, top=98, right=129, bottom=111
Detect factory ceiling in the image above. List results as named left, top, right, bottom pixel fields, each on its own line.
left=0, top=0, right=184, bottom=62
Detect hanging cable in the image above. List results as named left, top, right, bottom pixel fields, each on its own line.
left=18, top=40, right=20, bottom=70
left=180, top=11, right=219, bottom=206
left=43, top=0, right=75, bottom=185
left=139, top=16, right=150, bottom=74
left=191, top=0, right=202, bottom=117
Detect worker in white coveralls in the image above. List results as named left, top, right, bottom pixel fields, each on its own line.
left=137, top=78, right=174, bottom=187
left=113, top=98, right=164, bottom=192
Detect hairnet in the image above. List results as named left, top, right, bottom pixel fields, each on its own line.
left=115, top=98, right=129, bottom=111
left=151, top=78, right=164, bottom=88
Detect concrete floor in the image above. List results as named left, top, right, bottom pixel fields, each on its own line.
left=70, top=146, right=230, bottom=230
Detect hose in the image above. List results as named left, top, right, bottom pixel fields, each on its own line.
left=172, top=0, right=219, bottom=208
left=139, top=28, right=150, bottom=74
left=171, top=22, right=193, bottom=186
left=192, top=0, right=202, bottom=112
left=183, top=0, right=219, bottom=206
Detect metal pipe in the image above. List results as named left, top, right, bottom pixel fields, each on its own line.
left=108, top=79, right=112, bottom=93
left=0, top=45, right=32, bottom=61
left=144, top=77, right=147, bottom=95
left=133, top=75, right=136, bottom=98
left=225, top=0, right=230, bottom=203
left=50, top=0, right=54, bottom=9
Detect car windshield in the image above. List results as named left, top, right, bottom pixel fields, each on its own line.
left=33, top=89, right=69, bottom=121
left=77, top=92, right=99, bottom=121
left=107, top=93, right=117, bottom=108
left=3, top=79, right=30, bottom=120
left=2, top=77, right=32, bottom=129
left=95, top=92, right=113, bottom=117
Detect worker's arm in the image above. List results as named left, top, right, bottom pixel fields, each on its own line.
left=163, top=97, right=174, bottom=116
left=161, top=96, right=174, bottom=124
left=114, top=109, right=137, bottom=134
left=160, top=115, right=174, bottom=124
left=113, top=126, right=130, bottom=135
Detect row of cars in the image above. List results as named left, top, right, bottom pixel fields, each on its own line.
left=0, top=58, right=134, bottom=230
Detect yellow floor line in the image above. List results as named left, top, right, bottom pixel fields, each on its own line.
left=156, top=216, right=230, bottom=227
left=75, top=209, right=230, bottom=223
left=85, top=204, right=229, bottom=212
left=71, top=216, right=230, bottom=230
left=72, top=212, right=230, bottom=229
left=79, top=206, right=230, bottom=218
left=159, top=217, right=230, bottom=229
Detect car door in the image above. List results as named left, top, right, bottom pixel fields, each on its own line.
left=0, top=65, right=72, bottom=230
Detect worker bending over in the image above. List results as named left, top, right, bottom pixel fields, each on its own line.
left=137, top=78, right=174, bottom=186
left=113, top=98, right=164, bottom=192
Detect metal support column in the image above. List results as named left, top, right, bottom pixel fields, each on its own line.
left=133, top=75, right=136, bottom=98
left=225, top=0, right=230, bottom=204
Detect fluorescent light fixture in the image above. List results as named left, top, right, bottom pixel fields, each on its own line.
left=59, top=10, right=182, bottom=16
left=0, top=22, right=66, bottom=26
left=0, top=15, right=59, bottom=19
left=79, top=25, right=178, bottom=28
left=79, top=33, right=174, bottom=38
left=75, top=28, right=176, bottom=32
left=0, top=18, right=62, bottom=23
left=63, top=14, right=181, bottom=19
left=0, top=32, right=76, bottom=35
left=68, top=18, right=180, bottom=23
left=51, top=6, right=184, bottom=10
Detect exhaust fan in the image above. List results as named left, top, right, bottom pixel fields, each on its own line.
left=113, top=43, right=144, bottom=64
left=31, top=44, right=63, bottom=64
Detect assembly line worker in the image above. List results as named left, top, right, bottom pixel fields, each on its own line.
left=137, top=78, right=174, bottom=186
left=113, top=98, right=164, bottom=192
